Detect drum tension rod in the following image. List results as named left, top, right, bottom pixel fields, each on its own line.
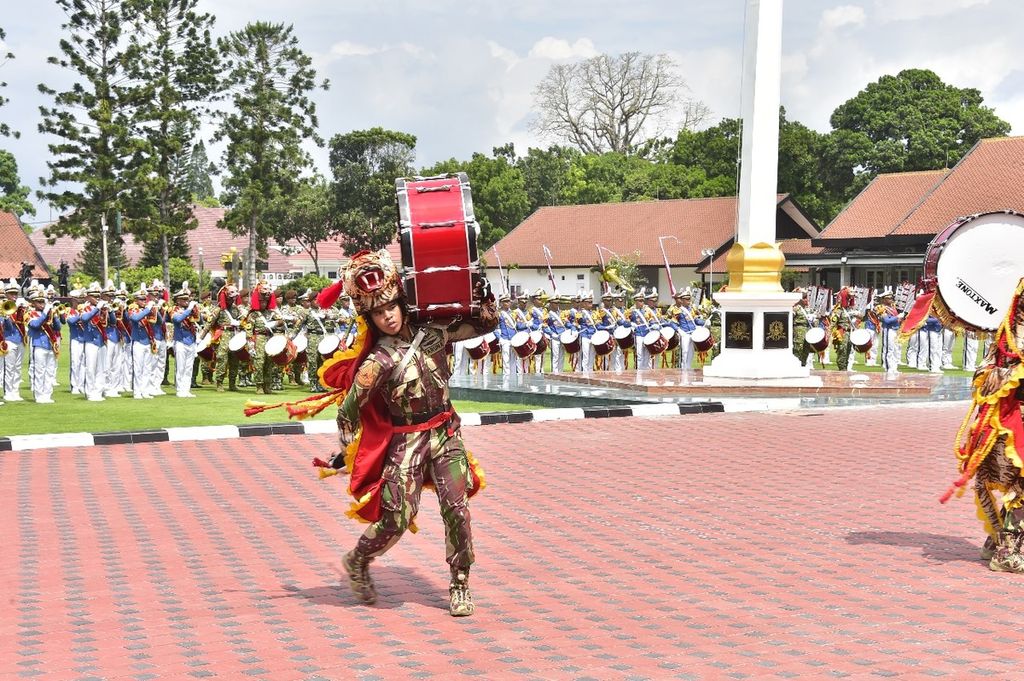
left=417, top=220, right=459, bottom=229
left=416, top=185, right=453, bottom=193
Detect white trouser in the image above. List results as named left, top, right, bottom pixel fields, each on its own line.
left=678, top=331, right=694, bottom=370
left=500, top=340, right=518, bottom=379
left=83, top=341, right=105, bottom=400
left=636, top=336, right=651, bottom=370
left=150, top=339, right=167, bottom=394
left=881, top=328, right=900, bottom=375
left=452, top=341, right=467, bottom=375
left=925, top=330, right=943, bottom=373
left=550, top=339, right=563, bottom=373
left=133, top=342, right=152, bottom=398
left=865, top=330, right=877, bottom=365
left=580, top=337, right=592, bottom=372
left=3, top=341, right=24, bottom=399
left=121, top=342, right=133, bottom=392
left=104, top=341, right=123, bottom=395
left=941, top=329, right=955, bottom=368
left=70, top=338, right=85, bottom=393
left=963, top=333, right=979, bottom=371
left=906, top=331, right=920, bottom=368
left=31, top=347, right=56, bottom=402
left=174, top=341, right=196, bottom=396
left=612, top=345, right=625, bottom=372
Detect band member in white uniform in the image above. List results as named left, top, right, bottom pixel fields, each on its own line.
left=25, top=285, right=61, bottom=404
left=171, top=283, right=200, bottom=398
left=3, top=278, right=27, bottom=401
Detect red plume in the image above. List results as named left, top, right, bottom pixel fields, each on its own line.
left=317, top=280, right=345, bottom=309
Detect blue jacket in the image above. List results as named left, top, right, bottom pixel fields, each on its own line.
left=129, top=303, right=155, bottom=344
left=498, top=310, right=518, bottom=341
left=28, top=309, right=62, bottom=350
left=172, top=303, right=198, bottom=346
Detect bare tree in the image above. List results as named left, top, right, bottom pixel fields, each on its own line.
left=531, top=52, right=700, bottom=155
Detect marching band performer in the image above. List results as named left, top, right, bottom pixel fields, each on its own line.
left=79, top=281, right=107, bottom=401
left=673, top=289, right=703, bottom=370
left=629, top=289, right=650, bottom=370
left=171, top=283, right=200, bottom=398
left=66, top=288, right=86, bottom=394
left=306, top=289, right=329, bottom=392
left=250, top=280, right=282, bottom=395
left=128, top=284, right=157, bottom=399
left=26, top=286, right=62, bottom=404
left=963, top=330, right=980, bottom=371
left=609, top=292, right=628, bottom=371
left=830, top=289, right=855, bottom=372
left=213, top=284, right=244, bottom=392
left=593, top=293, right=616, bottom=371
left=876, top=288, right=902, bottom=378
left=149, top=280, right=169, bottom=396
left=792, top=288, right=814, bottom=368
left=3, top=278, right=27, bottom=401
left=577, top=291, right=598, bottom=373
left=497, top=294, right=519, bottom=380
left=527, top=289, right=546, bottom=374
left=921, top=316, right=944, bottom=373
left=101, top=282, right=126, bottom=398
left=544, top=295, right=565, bottom=372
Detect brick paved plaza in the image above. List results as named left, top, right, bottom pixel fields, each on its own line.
left=2, top=403, right=1021, bottom=679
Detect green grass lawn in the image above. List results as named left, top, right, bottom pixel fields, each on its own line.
left=0, top=328, right=544, bottom=437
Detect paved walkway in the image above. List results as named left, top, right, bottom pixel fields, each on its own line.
left=2, top=403, right=1021, bottom=679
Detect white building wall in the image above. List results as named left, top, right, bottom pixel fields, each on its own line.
left=484, top=266, right=600, bottom=300
left=654, top=267, right=701, bottom=304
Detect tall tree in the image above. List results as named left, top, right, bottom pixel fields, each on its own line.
left=216, top=22, right=326, bottom=288
left=532, top=52, right=700, bottom=155
left=0, top=26, right=17, bottom=138
left=124, top=0, right=219, bottom=286
left=517, top=145, right=580, bottom=213
left=267, top=177, right=335, bottom=275
left=0, top=150, right=33, bottom=216
left=185, top=139, right=216, bottom=201
left=37, top=0, right=139, bottom=280
left=330, top=127, right=415, bottom=255
left=828, top=68, right=1010, bottom=196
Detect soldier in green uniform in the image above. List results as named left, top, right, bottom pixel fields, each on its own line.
left=327, top=250, right=497, bottom=617
left=306, top=289, right=328, bottom=393
left=213, top=285, right=245, bottom=392
left=792, top=288, right=814, bottom=367
left=249, top=281, right=283, bottom=394
left=830, top=289, right=855, bottom=371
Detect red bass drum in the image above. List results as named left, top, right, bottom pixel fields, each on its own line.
left=396, top=172, right=483, bottom=323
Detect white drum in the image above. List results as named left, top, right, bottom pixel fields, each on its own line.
left=804, top=327, right=828, bottom=352
left=318, top=334, right=341, bottom=358
left=559, top=329, right=581, bottom=354
left=463, top=336, right=490, bottom=360
left=591, top=330, right=615, bottom=356
left=292, top=333, right=308, bottom=356
left=643, top=329, right=668, bottom=355
left=511, top=330, right=535, bottom=359
left=228, top=331, right=251, bottom=361
left=850, top=328, right=873, bottom=353
left=691, top=326, right=714, bottom=353
left=613, top=325, right=635, bottom=349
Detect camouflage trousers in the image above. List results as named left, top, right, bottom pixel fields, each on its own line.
left=354, top=426, right=475, bottom=573
left=213, top=338, right=238, bottom=387
left=835, top=338, right=851, bottom=371
left=307, top=333, right=323, bottom=388
left=251, top=336, right=274, bottom=390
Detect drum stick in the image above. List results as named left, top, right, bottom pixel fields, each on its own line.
left=657, top=236, right=679, bottom=297
left=493, top=247, right=508, bottom=296
left=542, top=245, right=558, bottom=295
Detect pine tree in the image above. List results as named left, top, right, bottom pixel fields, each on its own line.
left=186, top=140, right=216, bottom=201
left=215, top=22, right=327, bottom=289
left=123, top=0, right=219, bottom=286
left=38, top=0, right=140, bottom=282
left=0, top=26, right=16, bottom=138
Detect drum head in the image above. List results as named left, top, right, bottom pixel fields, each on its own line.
left=292, top=335, right=308, bottom=353
left=934, top=211, right=1024, bottom=331
left=511, top=330, right=531, bottom=347
left=196, top=333, right=211, bottom=351
left=849, top=328, right=872, bottom=344
left=591, top=330, right=610, bottom=345
left=228, top=332, right=248, bottom=351
left=559, top=329, right=578, bottom=343
left=804, top=327, right=825, bottom=344
left=265, top=335, right=286, bottom=355
left=464, top=336, right=485, bottom=349
left=660, top=327, right=675, bottom=340
left=691, top=327, right=710, bottom=343
left=318, top=334, right=340, bottom=355
left=643, top=330, right=663, bottom=345
left=613, top=326, right=631, bottom=340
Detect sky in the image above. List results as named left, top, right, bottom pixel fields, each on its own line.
left=3, top=0, right=1024, bottom=224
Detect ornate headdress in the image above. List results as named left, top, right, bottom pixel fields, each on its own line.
left=318, top=249, right=402, bottom=314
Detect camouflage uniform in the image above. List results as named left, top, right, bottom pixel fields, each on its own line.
left=286, top=303, right=310, bottom=385
left=831, top=306, right=854, bottom=371
left=250, top=308, right=281, bottom=393
left=213, top=304, right=245, bottom=390
left=792, top=303, right=813, bottom=366
left=338, top=312, right=497, bottom=583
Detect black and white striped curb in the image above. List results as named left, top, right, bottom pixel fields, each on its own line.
left=0, top=401, right=724, bottom=452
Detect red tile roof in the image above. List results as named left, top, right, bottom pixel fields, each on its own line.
left=816, top=170, right=947, bottom=241
left=891, top=137, right=1024, bottom=236
left=0, top=212, right=50, bottom=280
left=490, top=195, right=805, bottom=268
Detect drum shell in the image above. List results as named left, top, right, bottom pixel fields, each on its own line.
left=691, top=326, right=714, bottom=353
left=266, top=335, right=297, bottom=367
left=613, top=325, right=635, bottom=349
left=530, top=330, right=548, bottom=355
left=661, top=326, right=680, bottom=352
left=511, top=330, right=535, bottom=358
left=293, top=334, right=309, bottom=363
left=591, top=330, right=615, bottom=356
left=485, top=332, right=499, bottom=355
left=196, top=332, right=216, bottom=362
left=559, top=329, right=581, bottom=354
left=317, top=334, right=341, bottom=359
left=850, top=328, right=873, bottom=353
left=643, top=329, right=669, bottom=355
left=464, top=336, right=490, bottom=360
left=804, top=327, right=828, bottom=352
left=228, top=331, right=251, bottom=362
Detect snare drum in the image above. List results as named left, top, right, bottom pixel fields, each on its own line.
left=485, top=332, right=500, bottom=355
left=292, top=334, right=308, bottom=363
left=691, top=326, right=715, bottom=353
left=265, top=334, right=297, bottom=367
left=318, top=334, right=341, bottom=359
left=464, top=336, right=490, bottom=360
left=228, top=331, right=251, bottom=362
left=397, top=172, right=482, bottom=322
left=559, top=329, right=581, bottom=354
left=850, top=328, right=873, bottom=353
left=613, top=325, right=635, bottom=349
left=643, top=329, right=669, bottom=356
left=804, top=327, right=828, bottom=352
left=195, top=333, right=215, bottom=361
left=511, top=330, right=535, bottom=359
left=530, top=330, right=548, bottom=355
left=919, top=210, right=1024, bottom=333
left=591, top=329, right=615, bottom=356
left=660, top=326, right=680, bottom=352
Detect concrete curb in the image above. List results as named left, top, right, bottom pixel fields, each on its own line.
left=0, top=401, right=725, bottom=452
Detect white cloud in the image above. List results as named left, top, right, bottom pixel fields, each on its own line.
left=329, top=41, right=380, bottom=58
left=527, top=37, right=598, bottom=61
left=821, top=5, right=866, bottom=30
left=873, top=0, right=990, bottom=22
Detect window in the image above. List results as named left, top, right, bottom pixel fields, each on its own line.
left=577, top=274, right=584, bottom=281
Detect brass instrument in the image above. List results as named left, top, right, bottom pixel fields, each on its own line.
left=0, top=299, right=15, bottom=316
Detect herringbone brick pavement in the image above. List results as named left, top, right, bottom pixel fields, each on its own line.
left=1, top=404, right=1019, bottom=679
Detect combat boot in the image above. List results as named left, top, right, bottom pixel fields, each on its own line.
left=981, top=535, right=997, bottom=561
left=343, top=550, right=376, bottom=604
left=215, top=382, right=225, bottom=393
left=449, top=569, right=474, bottom=617
left=988, top=531, right=1024, bottom=573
